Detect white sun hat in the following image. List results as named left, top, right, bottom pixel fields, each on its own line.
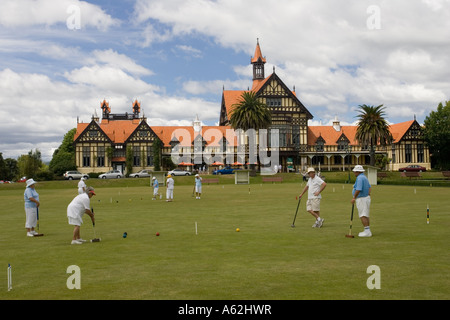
left=307, top=167, right=315, bottom=173
left=26, top=178, right=37, bottom=188
left=352, top=165, right=365, bottom=172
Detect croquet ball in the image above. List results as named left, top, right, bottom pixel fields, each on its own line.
left=156, top=232, right=160, bottom=236
left=236, top=228, right=240, bottom=232
left=123, top=232, right=127, bottom=238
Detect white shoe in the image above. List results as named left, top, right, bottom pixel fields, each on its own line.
left=27, top=232, right=34, bottom=237
left=71, top=240, right=83, bottom=245
left=317, top=218, right=324, bottom=228
left=77, top=238, right=87, bottom=242
left=358, top=229, right=372, bottom=237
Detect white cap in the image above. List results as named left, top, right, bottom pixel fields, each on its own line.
left=307, top=167, right=315, bottom=173
left=152, top=177, right=156, bottom=180
left=352, top=165, right=365, bottom=172
left=26, top=178, right=37, bottom=188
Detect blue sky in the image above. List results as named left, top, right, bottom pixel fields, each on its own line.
left=1, top=0, right=449, bottom=161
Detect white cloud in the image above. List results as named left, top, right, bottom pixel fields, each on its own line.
left=0, top=0, right=120, bottom=30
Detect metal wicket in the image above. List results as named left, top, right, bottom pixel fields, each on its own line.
left=7, top=264, right=12, bottom=291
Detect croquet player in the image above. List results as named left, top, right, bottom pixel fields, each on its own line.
left=166, top=174, right=174, bottom=202
left=24, top=178, right=40, bottom=237
left=298, top=167, right=327, bottom=228
left=195, top=174, right=202, bottom=199
left=152, top=177, right=159, bottom=200
left=78, top=177, right=86, bottom=194
left=67, top=186, right=96, bottom=245
left=351, top=165, right=372, bottom=237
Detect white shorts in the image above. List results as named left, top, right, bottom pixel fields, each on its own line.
left=68, top=216, right=83, bottom=226
left=195, top=185, right=202, bottom=193
left=153, top=187, right=159, bottom=196
left=166, top=189, right=173, bottom=199
left=25, top=207, right=37, bottom=228
left=306, top=198, right=321, bottom=212
left=356, top=196, right=371, bottom=218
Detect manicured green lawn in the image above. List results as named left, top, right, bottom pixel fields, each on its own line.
left=1, top=179, right=449, bottom=299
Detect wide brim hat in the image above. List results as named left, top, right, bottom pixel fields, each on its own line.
left=26, top=178, right=37, bottom=188
left=352, top=165, right=365, bottom=172
left=307, top=167, right=315, bottom=174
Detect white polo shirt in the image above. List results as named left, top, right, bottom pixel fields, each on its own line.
left=67, top=193, right=90, bottom=219
left=307, top=175, right=325, bottom=199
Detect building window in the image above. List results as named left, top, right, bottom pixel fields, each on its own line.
left=133, top=146, right=140, bottom=166
left=417, top=144, right=424, bottom=163
left=315, top=141, right=324, bottom=152
left=391, top=145, right=396, bottom=164
left=266, top=98, right=282, bottom=107
left=97, top=146, right=105, bottom=167
left=82, top=146, right=90, bottom=167
left=147, top=146, right=154, bottom=166
left=338, top=140, right=348, bottom=151
left=405, top=144, right=412, bottom=163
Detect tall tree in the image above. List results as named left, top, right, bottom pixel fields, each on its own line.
left=49, top=128, right=77, bottom=176
left=355, top=104, right=393, bottom=167
left=423, top=101, right=450, bottom=170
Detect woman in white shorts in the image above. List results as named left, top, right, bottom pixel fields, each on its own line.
left=67, top=187, right=96, bottom=244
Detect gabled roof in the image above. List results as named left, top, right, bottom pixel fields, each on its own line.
left=389, top=120, right=415, bottom=143
left=308, top=126, right=358, bottom=146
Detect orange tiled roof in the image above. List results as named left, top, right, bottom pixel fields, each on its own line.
left=389, top=120, right=415, bottom=143
left=308, top=120, right=415, bottom=146
left=308, top=126, right=358, bottom=146
left=74, top=123, right=89, bottom=141
left=152, top=126, right=238, bottom=147
left=100, top=120, right=140, bottom=144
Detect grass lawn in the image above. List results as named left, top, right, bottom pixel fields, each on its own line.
left=1, top=178, right=449, bottom=300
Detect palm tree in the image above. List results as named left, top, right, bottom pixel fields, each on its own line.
left=355, top=104, right=393, bottom=167
left=229, top=91, right=272, bottom=172
left=229, top=91, right=271, bottom=131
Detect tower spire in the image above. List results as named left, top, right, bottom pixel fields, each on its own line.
left=251, top=38, right=266, bottom=89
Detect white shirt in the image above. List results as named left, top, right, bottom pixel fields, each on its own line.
left=307, top=175, right=325, bottom=199
left=67, top=193, right=90, bottom=219
left=77, top=180, right=86, bottom=194
left=167, top=177, right=174, bottom=190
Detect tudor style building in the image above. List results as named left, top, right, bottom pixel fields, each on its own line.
left=73, top=41, right=431, bottom=174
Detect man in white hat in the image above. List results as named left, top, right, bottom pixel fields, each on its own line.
left=24, top=178, right=40, bottom=237
left=298, top=167, right=327, bottom=228
left=67, top=186, right=96, bottom=244
left=152, top=177, right=159, bottom=200
left=166, top=174, right=174, bottom=202
left=351, top=165, right=372, bottom=237
left=194, top=174, right=202, bottom=199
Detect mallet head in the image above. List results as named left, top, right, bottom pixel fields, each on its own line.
left=345, top=234, right=355, bottom=238
left=90, top=238, right=101, bottom=242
